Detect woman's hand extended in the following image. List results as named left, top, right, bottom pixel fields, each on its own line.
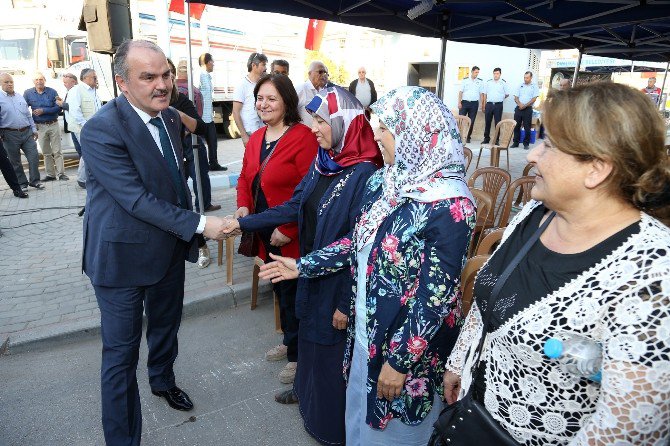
left=234, top=207, right=250, bottom=219
left=332, top=309, right=348, bottom=330
left=270, top=229, right=291, bottom=247
left=377, top=362, right=407, bottom=401
left=443, top=371, right=461, bottom=405
left=258, top=253, right=299, bottom=282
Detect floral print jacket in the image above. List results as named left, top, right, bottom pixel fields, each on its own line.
left=298, top=170, right=476, bottom=429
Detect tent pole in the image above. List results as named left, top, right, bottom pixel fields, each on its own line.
left=185, top=0, right=205, bottom=215
left=658, top=60, right=669, bottom=111
left=571, top=47, right=583, bottom=88
left=436, top=37, right=447, bottom=99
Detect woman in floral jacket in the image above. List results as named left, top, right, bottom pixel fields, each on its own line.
left=260, top=87, right=476, bottom=445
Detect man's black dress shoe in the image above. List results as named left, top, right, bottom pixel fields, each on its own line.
left=510, top=143, right=520, bottom=148
left=42, top=175, right=56, bottom=182
left=209, top=163, right=227, bottom=171
left=152, top=386, right=193, bottom=411
left=28, top=181, right=44, bottom=189
left=13, top=189, right=29, bottom=198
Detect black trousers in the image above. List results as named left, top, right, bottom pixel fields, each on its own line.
left=204, top=121, right=219, bottom=166
left=262, top=238, right=299, bottom=362
left=513, top=106, right=533, bottom=145
left=459, top=100, right=479, bottom=139
left=94, top=243, right=187, bottom=446
left=483, top=102, right=503, bottom=142
left=0, top=139, right=21, bottom=192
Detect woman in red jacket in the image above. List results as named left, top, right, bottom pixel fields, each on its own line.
left=235, top=73, right=318, bottom=384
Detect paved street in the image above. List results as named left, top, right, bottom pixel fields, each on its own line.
left=0, top=303, right=318, bottom=446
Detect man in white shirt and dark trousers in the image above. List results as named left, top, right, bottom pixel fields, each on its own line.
left=198, top=53, right=226, bottom=171
left=481, top=67, right=509, bottom=144
left=232, top=52, right=267, bottom=148
left=458, top=66, right=482, bottom=143
left=67, top=68, right=102, bottom=188
left=511, top=71, right=540, bottom=150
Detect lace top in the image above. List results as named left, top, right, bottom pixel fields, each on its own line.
left=445, top=200, right=670, bottom=445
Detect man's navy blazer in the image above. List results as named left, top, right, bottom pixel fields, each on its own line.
left=81, top=94, right=201, bottom=287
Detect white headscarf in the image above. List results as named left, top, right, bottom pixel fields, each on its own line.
left=355, top=86, right=474, bottom=249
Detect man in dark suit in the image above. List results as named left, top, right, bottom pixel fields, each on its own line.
left=80, top=40, right=228, bottom=446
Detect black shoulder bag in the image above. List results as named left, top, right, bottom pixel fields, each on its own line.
left=429, top=211, right=555, bottom=446
left=238, top=127, right=292, bottom=257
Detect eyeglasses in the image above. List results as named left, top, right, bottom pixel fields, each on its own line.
left=315, top=69, right=328, bottom=75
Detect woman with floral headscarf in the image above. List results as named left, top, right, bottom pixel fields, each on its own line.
left=227, top=85, right=382, bottom=445
left=259, top=86, right=476, bottom=444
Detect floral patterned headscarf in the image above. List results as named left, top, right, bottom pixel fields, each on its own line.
left=306, top=86, right=382, bottom=176
left=355, top=86, right=474, bottom=248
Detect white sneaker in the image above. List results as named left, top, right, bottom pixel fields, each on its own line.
left=278, top=362, right=297, bottom=384
left=265, top=344, right=288, bottom=361
left=197, top=246, right=211, bottom=268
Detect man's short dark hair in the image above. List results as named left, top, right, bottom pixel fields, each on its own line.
left=199, top=53, right=213, bottom=67
left=525, top=71, right=534, bottom=77
left=271, top=59, right=289, bottom=73
left=472, top=66, right=480, bottom=71
left=247, top=52, right=268, bottom=72
left=80, top=68, right=95, bottom=81
left=253, top=74, right=301, bottom=125
left=493, top=67, right=501, bottom=73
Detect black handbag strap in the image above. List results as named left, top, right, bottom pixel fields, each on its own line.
left=471, top=211, right=556, bottom=369
left=251, top=125, right=293, bottom=206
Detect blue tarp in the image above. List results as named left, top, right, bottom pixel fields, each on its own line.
left=193, top=0, right=670, bottom=62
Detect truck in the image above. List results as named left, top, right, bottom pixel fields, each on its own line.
left=0, top=0, right=306, bottom=139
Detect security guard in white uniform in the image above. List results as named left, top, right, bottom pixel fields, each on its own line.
left=457, top=66, right=482, bottom=143
left=480, top=67, right=509, bottom=144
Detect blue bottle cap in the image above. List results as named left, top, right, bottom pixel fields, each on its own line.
left=544, top=338, right=564, bottom=359
left=590, top=371, right=602, bottom=383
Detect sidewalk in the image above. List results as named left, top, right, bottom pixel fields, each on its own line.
left=0, top=133, right=538, bottom=352
left=0, top=138, right=272, bottom=353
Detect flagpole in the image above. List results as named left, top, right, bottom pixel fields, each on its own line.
left=185, top=0, right=205, bottom=215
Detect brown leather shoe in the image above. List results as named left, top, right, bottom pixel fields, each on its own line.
left=205, top=204, right=221, bottom=212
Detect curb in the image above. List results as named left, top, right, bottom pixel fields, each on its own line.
left=188, top=173, right=239, bottom=190
left=4, top=280, right=273, bottom=355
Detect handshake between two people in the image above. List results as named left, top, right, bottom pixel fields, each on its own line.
left=201, top=206, right=249, bottom=241
left=201, top=206, right=294, bottom=246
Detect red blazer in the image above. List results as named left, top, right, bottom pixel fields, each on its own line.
left=237, top=123, right=318, bottom=259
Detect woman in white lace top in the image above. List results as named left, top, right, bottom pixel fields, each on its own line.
left=443, top=82, right=670, bottom=445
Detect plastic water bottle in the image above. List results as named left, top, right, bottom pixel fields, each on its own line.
left=543, top=333, right=602, bottom=383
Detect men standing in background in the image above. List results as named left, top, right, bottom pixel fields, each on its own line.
left=458, top=66, right=482, bottom=143
left=480, top=67, right=509, bottom=144
left=271, top=59, right=289, bottom=76
left=198, top=53, right=226, bottom=171
left=511, top=71, right=539, bottom=150
left=56, top=73, right=82, bottom=158
left=0, top=138, right=28, bottom=198
left=348, top=67, right=377, bottom=119
left=0, top=73, right=43, bottom=190
left=67, top=68, right=102, bottom=189
left=297, top=61, right=328, bottom=127
left=24, top=71, right=67, bottom=181
left=642, top=77, right=662, bottom=106
left=232, top=52, right=267, bottom=148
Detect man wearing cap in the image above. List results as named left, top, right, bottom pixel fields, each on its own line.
left=480, top=67, right=509, bottom=144
left=458, top=66, right=482, bottom=143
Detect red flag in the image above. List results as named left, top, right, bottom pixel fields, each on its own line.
left=305, top=19, right=326, bottom=51
left=168, top=0, right=206, bottom=21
